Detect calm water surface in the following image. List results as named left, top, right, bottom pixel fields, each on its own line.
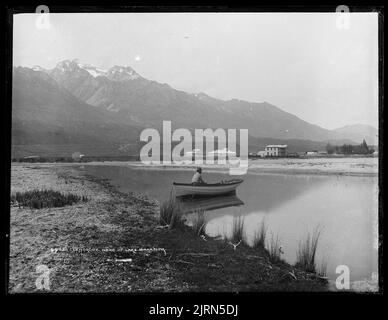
left=84, top=165, right=378, bottom=286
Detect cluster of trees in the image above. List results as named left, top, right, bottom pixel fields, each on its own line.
left=326, top=140, right=374, bottom=155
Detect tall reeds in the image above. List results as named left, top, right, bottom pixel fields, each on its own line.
left=317, top=259, right=328, bottom=278
left=191, top=209, right=207, bottom=236
left=295, top=226, right=323, bottom=273
left=252, top=218, right=267, bottom=249
left=230, top=216, right=245, bottom=243
left=268, top=233, right=283, bottom=263
left=159, top=190, right=183, bottom=229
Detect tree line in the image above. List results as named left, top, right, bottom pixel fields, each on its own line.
left=326, top=140, right=375, bottom=155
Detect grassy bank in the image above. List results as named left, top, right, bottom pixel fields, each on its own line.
left=9, top=164, right=328, bottom=292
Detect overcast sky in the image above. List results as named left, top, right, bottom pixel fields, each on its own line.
left=13, top=12, right=378, bottom=129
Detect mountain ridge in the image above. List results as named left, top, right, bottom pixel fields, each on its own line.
left=44, top=60, right=345, bottom=140
left=12, top=60, right=376, bottom=157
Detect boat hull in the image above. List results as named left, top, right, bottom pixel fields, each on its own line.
left=173, top=180, right=243, bottom=197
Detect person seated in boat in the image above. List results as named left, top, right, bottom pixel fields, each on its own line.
left=192, top=167, right=205, bottom=185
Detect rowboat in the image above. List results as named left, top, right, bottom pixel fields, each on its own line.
left=173, top=179, right=243, bottom=197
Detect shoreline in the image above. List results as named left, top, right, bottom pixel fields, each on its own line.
left=9, top=164, right=329, bottom=292
left=11, top=157, right=378, bottom=177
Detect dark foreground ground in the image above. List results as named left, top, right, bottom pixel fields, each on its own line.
left=9, top=164, right=328, bottom=292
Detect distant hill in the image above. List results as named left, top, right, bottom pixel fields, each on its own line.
left=12, top=60, right=365, bottom=158
left=12, top=67, right=142, bottom=157
left=333, top=124, right=378, bottom=146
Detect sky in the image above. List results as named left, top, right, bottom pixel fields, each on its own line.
left=13, top=12, right=379, bottom=130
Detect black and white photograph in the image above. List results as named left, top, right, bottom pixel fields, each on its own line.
left=6, top=6, right=382, bottom=297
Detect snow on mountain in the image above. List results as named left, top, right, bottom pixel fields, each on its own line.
left=106, top=65, right=140, bottom=81
left=15, top=60, right=363, bottom=144
left=78, top=63, right=107, bottom=78
left=12, top=66, right=143, bottom=157
left=50, top=59, right=141, bottom=81
left=52, top=60, right=107, bottom=78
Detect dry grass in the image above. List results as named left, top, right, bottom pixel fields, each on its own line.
left=11, top=189, right=88, bottom=209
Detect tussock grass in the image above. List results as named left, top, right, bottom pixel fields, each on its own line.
left=159, top=191, right=183, bottom=229
left=11, top=189, right=88, bottom=209
left=295, top=226, right=323, bottom=273
left=252, top=218, right=267, bottom=249
left=192, top=209, right=207, bottom=236
left=268, top=234, right=283, bottom=264
left=229, top=216, right=245, bottom=244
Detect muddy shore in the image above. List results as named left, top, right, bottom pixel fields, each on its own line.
left=9, top=164, right=328, bottom=293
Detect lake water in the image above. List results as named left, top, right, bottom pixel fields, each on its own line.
left=84, top=165, right=379, bottom=289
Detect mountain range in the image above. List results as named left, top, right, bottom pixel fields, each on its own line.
left=11, top=60, right=377, bottom=158
left=332, top=124, right=378, bottom=145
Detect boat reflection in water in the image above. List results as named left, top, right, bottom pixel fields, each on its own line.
left=177, top=192, right=244, bottom=214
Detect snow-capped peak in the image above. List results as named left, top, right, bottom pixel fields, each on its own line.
left=78, top=63, right=107, bottom=78
left=52, top=60, right=141, bottom=80
left=53, top=60, right=107, bottom=78
left=107, top=65, right=140, bottom=81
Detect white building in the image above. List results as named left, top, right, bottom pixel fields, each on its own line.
left=264, top=145, right=287, bottom=157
